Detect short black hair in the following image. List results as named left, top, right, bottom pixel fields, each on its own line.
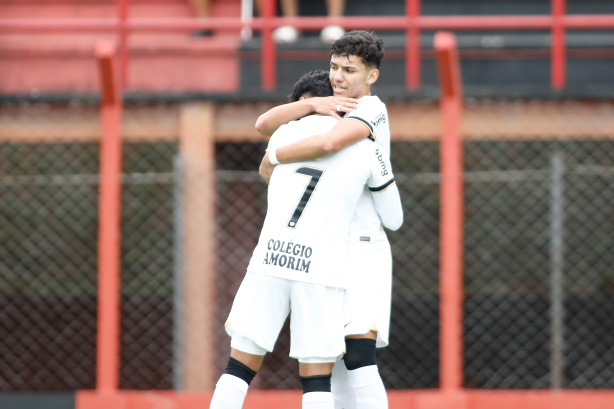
left=330, top=30, right=385, bottom=69
left=289, top=70, right=333, bottom=102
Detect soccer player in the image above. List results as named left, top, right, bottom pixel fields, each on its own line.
left=209, top=70, right=402, bottom=409
left=256, top=30, right=394, bottom=409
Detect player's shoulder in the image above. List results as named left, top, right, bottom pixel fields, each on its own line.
left=279, top=114, right=333, bottom=129
left=359, top=94, right=384, bottom=103
left=276, top=119, right=298, bottom=133
left=357, top=95, right=387, bottom=109
left=345, top=95, right=388, bottom=134
left=274, top=114, right=336, bottom=144
left=347, top=95, right=387, bottom=119
left=297, top=114, right=338, bottom=133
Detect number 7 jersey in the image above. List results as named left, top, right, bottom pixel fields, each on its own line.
left=246, top=114, right=399, bottom=289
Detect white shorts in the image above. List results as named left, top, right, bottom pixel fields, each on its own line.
left=225, top=270, right=345, bottom=363
left=344, top=244, right=392, bottom=348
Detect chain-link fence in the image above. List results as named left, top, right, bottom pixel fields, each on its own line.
left=1, top=100, right=613, bottom=392
left=463, top=139, right=614, bottom=389
left=0, top=136, right=100, bottom=390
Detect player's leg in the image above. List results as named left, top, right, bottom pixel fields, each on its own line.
left=321, top=0, right=346, bottom=43
left=333, top=245, right=392, bottom=409
left=290, top=281, right=346, bottom=409
left=343, top=333, right=388, bottom=409
left=331, top=358, right=357, bottom=409
left=211, top=271, right=291, bottom=408
left=273, top=0, right=300, bottom=43
left=210, top=342, right=265, bottom=409
left=299, top=361, right=335, bottom=409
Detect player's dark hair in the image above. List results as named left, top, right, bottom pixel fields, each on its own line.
left=289, top=70, right=333, bottom=102
left=330, top=29, right=385, bottom=69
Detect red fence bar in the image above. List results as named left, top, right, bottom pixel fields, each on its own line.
left=551, top=0, right=566, bottom=89
left=4, top=15, right=613, bottom=33
left=118, top=0, right=129, bottom=89
left=406, top=0, right=421, bottom=90
left=565, top=15, right=614, bottom=28
left=0, top=19, right=117, bottom=32
left=95, top=41, right=123, bottom=393
left=435, top=31, right=464, bottom=392
left=2, top=12, right=613, bottom=91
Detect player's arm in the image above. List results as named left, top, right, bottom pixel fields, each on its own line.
left=255, top=96, right=358, bottom=137
left=370, top=181, right=404, bottom=231
left=368, top=148, right=404, bottom=231
left=259, top=118, right=370, bottom=183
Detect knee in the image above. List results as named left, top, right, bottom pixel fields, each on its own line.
left=343, top=338, right=377, bottom=370
left=224, top=357, right=258, bottom=385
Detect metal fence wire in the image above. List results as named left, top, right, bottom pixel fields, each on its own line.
left=463, top=139, right=614, bottom=389
left=0, top=139, right=100, bottom=391
left=0, top=101, right=613, bottom=391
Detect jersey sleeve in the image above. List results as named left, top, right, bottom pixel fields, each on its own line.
left=367, top=145, right=404, bottom=231
left=344, top=96, right=388, bottom=143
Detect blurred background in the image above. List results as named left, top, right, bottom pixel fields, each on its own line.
left=1, top=0, right=614, bottom=407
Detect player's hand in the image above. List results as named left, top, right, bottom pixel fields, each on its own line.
left=310, top=96, right=358, bottom=120
left=259, top=152, right=275, bottom=184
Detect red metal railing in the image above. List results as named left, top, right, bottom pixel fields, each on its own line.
left=435, top=31, right=464, bottom=392
left=95, top=41, right=122, bottom=393
left=1, top=0, right=613, bottom=92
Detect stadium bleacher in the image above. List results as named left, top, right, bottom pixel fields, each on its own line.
left=1, top=0, right=613, bottom=98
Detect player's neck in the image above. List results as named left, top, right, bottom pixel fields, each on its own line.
left=352, top=91, right=371, bottom=99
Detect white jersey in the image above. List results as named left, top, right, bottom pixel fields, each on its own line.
left=345, top=95, right=391, bottom=150
left=344, top=95, right=393, bottom=249
left=246, top=114, right=397, bottom=288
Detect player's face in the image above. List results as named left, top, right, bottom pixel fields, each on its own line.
left=329, top=54, right=379, bottom=99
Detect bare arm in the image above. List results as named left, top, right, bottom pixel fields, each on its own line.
left=259, top=118, right=371, bottom=183
left=255, top=96, right=358, bottom=137
left=278, top=118, right=368, bottom=160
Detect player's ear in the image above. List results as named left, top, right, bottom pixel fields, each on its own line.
left=367, top=68, right=379, bottom=85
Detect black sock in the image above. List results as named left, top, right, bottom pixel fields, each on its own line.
left=300, top=374, right=332, bottom=393
left=224, top=357, right=257, bottom=385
